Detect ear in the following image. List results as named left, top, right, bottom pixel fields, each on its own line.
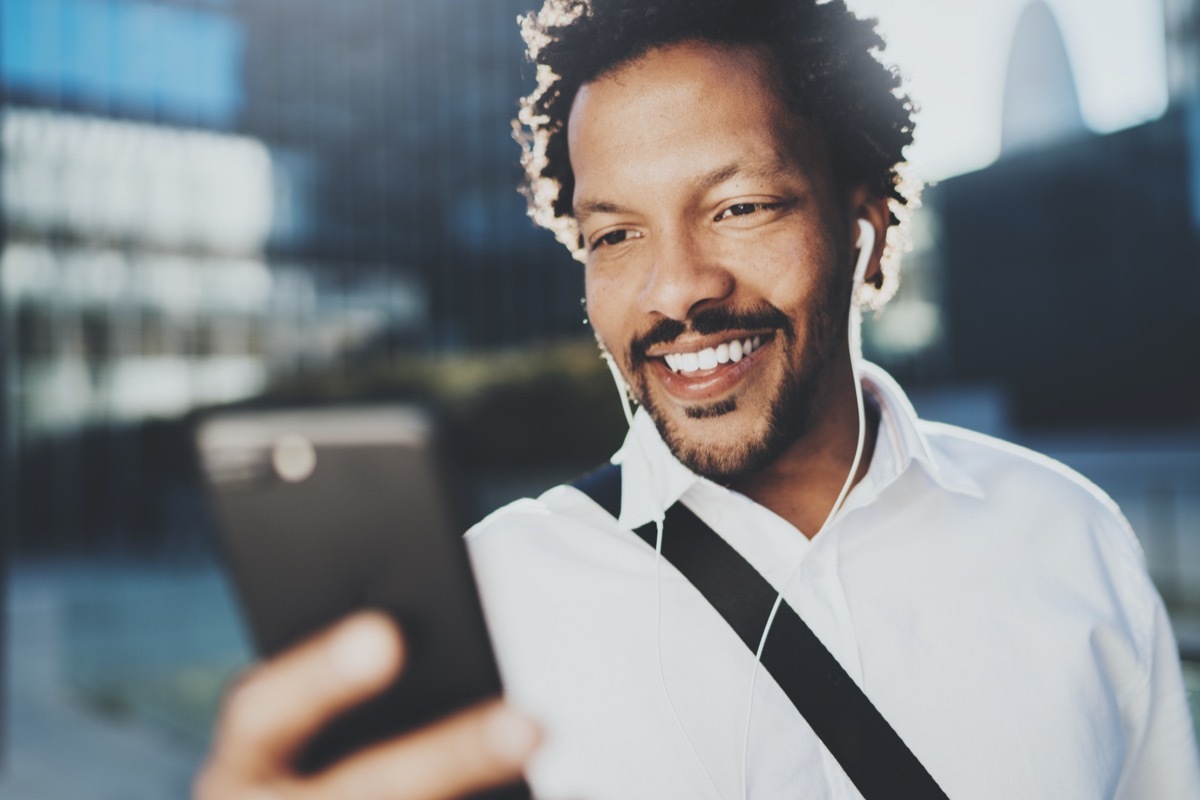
left=847, top=187, right=889, bottom=289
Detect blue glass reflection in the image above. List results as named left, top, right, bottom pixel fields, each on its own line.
left=1, top=0, right=243, bottom=126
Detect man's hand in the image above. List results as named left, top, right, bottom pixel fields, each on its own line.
left=194, top=611, right=539, bottom=799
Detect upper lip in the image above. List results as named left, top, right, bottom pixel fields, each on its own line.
left=644, top=330, right=773, bottom=358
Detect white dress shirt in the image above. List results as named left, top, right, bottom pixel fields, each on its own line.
left=465, top=363, right=1200, bottom=799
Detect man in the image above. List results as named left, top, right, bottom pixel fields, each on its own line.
left=196, top=1, right=1200, bottom=798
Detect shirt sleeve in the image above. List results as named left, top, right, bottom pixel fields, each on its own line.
left=1114, top=590, right=1200, bottom=799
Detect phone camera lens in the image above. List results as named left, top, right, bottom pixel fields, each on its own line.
left=272, top=434, right=317, bottom=483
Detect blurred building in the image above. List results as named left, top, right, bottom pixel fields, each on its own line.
left=1165, top=0, right=1200, bottom=233
left=0, top=0, right=590, bottom=552
left=3, top=108, right=276, bottom=434
left=999, top=0, right=1084, bottom=156
left=889, top=0, right=1200, bottom=429
left=1, top=0, right=438, bottom=432
left=233, top=0, right=583, bottom=350
left=1166, top=0, right=1200, bottom=101
left=0, top=0, right=429, bottom=551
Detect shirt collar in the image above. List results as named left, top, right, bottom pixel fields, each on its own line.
left=857, top=361, right=985, bottom=501
left=610, top=361, right=983, bottom=530
left=610, top=407, right=698, bottom=531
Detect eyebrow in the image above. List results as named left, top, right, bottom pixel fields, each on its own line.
left=573, top=159, right=794, bottom=224
left=574, top=199, right=626, bottom=224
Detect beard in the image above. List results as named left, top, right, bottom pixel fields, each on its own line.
left=610, top=284, right=850, bottom=482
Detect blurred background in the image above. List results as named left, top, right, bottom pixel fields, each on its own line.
left=0, top=0, right=1197, bottom=796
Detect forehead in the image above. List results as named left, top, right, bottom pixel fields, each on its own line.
left=566, top=41, right=830, bottom=206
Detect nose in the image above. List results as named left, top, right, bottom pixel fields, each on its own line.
left=637, top=230, right=734, bottom=320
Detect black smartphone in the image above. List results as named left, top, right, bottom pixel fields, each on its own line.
left=195, top=405, right=528, bottom=797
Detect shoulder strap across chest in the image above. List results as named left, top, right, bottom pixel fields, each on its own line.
left=571, top=463, right=949, bottom=800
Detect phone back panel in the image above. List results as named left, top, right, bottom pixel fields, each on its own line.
left=196, top=406, right=505, bottom=773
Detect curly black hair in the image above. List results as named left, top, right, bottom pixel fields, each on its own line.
left=515, top=0, right=917, bottom=303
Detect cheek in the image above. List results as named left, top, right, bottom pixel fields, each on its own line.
left=733, top=258, right=813, bottom=314
left=743, top=235, right=840, bottom=309
left=584, top=274, right=623, bottom=350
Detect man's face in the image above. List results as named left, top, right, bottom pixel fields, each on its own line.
left=569, top=41, right=865, bottom=480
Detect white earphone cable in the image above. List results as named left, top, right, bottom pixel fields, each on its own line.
left=602, top=354, right=726, bottom=799
left=737, top=219, right=874, bottom=799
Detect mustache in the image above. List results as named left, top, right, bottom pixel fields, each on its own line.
left=629, top=304, right=792, bottom=365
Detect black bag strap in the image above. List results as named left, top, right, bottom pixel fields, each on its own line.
left=572, top=464, right=949, bottom=800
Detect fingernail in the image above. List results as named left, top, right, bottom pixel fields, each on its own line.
left=329, top=615, right=397, bottom=682
left=484, top=705, right=540, bottom=765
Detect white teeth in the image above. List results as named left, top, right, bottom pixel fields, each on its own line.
left=662, top=335, right=764, bottom=374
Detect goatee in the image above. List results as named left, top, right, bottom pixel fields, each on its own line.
left=610, top=297, right=846, bottom=481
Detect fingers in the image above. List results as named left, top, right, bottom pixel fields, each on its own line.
left=212, top=611, right=404, bottom=777
left=307, top=698, right=540, bottom=800
left=197, top=611, right=540, bottom=800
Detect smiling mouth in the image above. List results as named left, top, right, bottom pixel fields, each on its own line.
left=660, top=334, right=765, bottom=374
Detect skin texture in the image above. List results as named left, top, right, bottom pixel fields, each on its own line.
left=573, top=41, right=886, bottom=535
left=196, top=39, right=888, bottom=800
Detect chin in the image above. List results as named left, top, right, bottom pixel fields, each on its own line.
left=615, top=322, right=833, bottom=481
left=645, top=395, right=795, bottom=481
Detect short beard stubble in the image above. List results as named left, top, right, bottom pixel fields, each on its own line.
left=615, top=275, right=851, bottom=482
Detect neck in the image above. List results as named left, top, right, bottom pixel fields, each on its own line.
left=728, top=363, right=878, bottom=538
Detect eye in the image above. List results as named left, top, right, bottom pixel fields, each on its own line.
left=714, top=201, right=787, bottom=222
left=590, top=229, right=637, bottom=251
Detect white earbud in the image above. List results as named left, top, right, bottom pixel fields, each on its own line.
left=853, top=218, right=875, bottom=288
